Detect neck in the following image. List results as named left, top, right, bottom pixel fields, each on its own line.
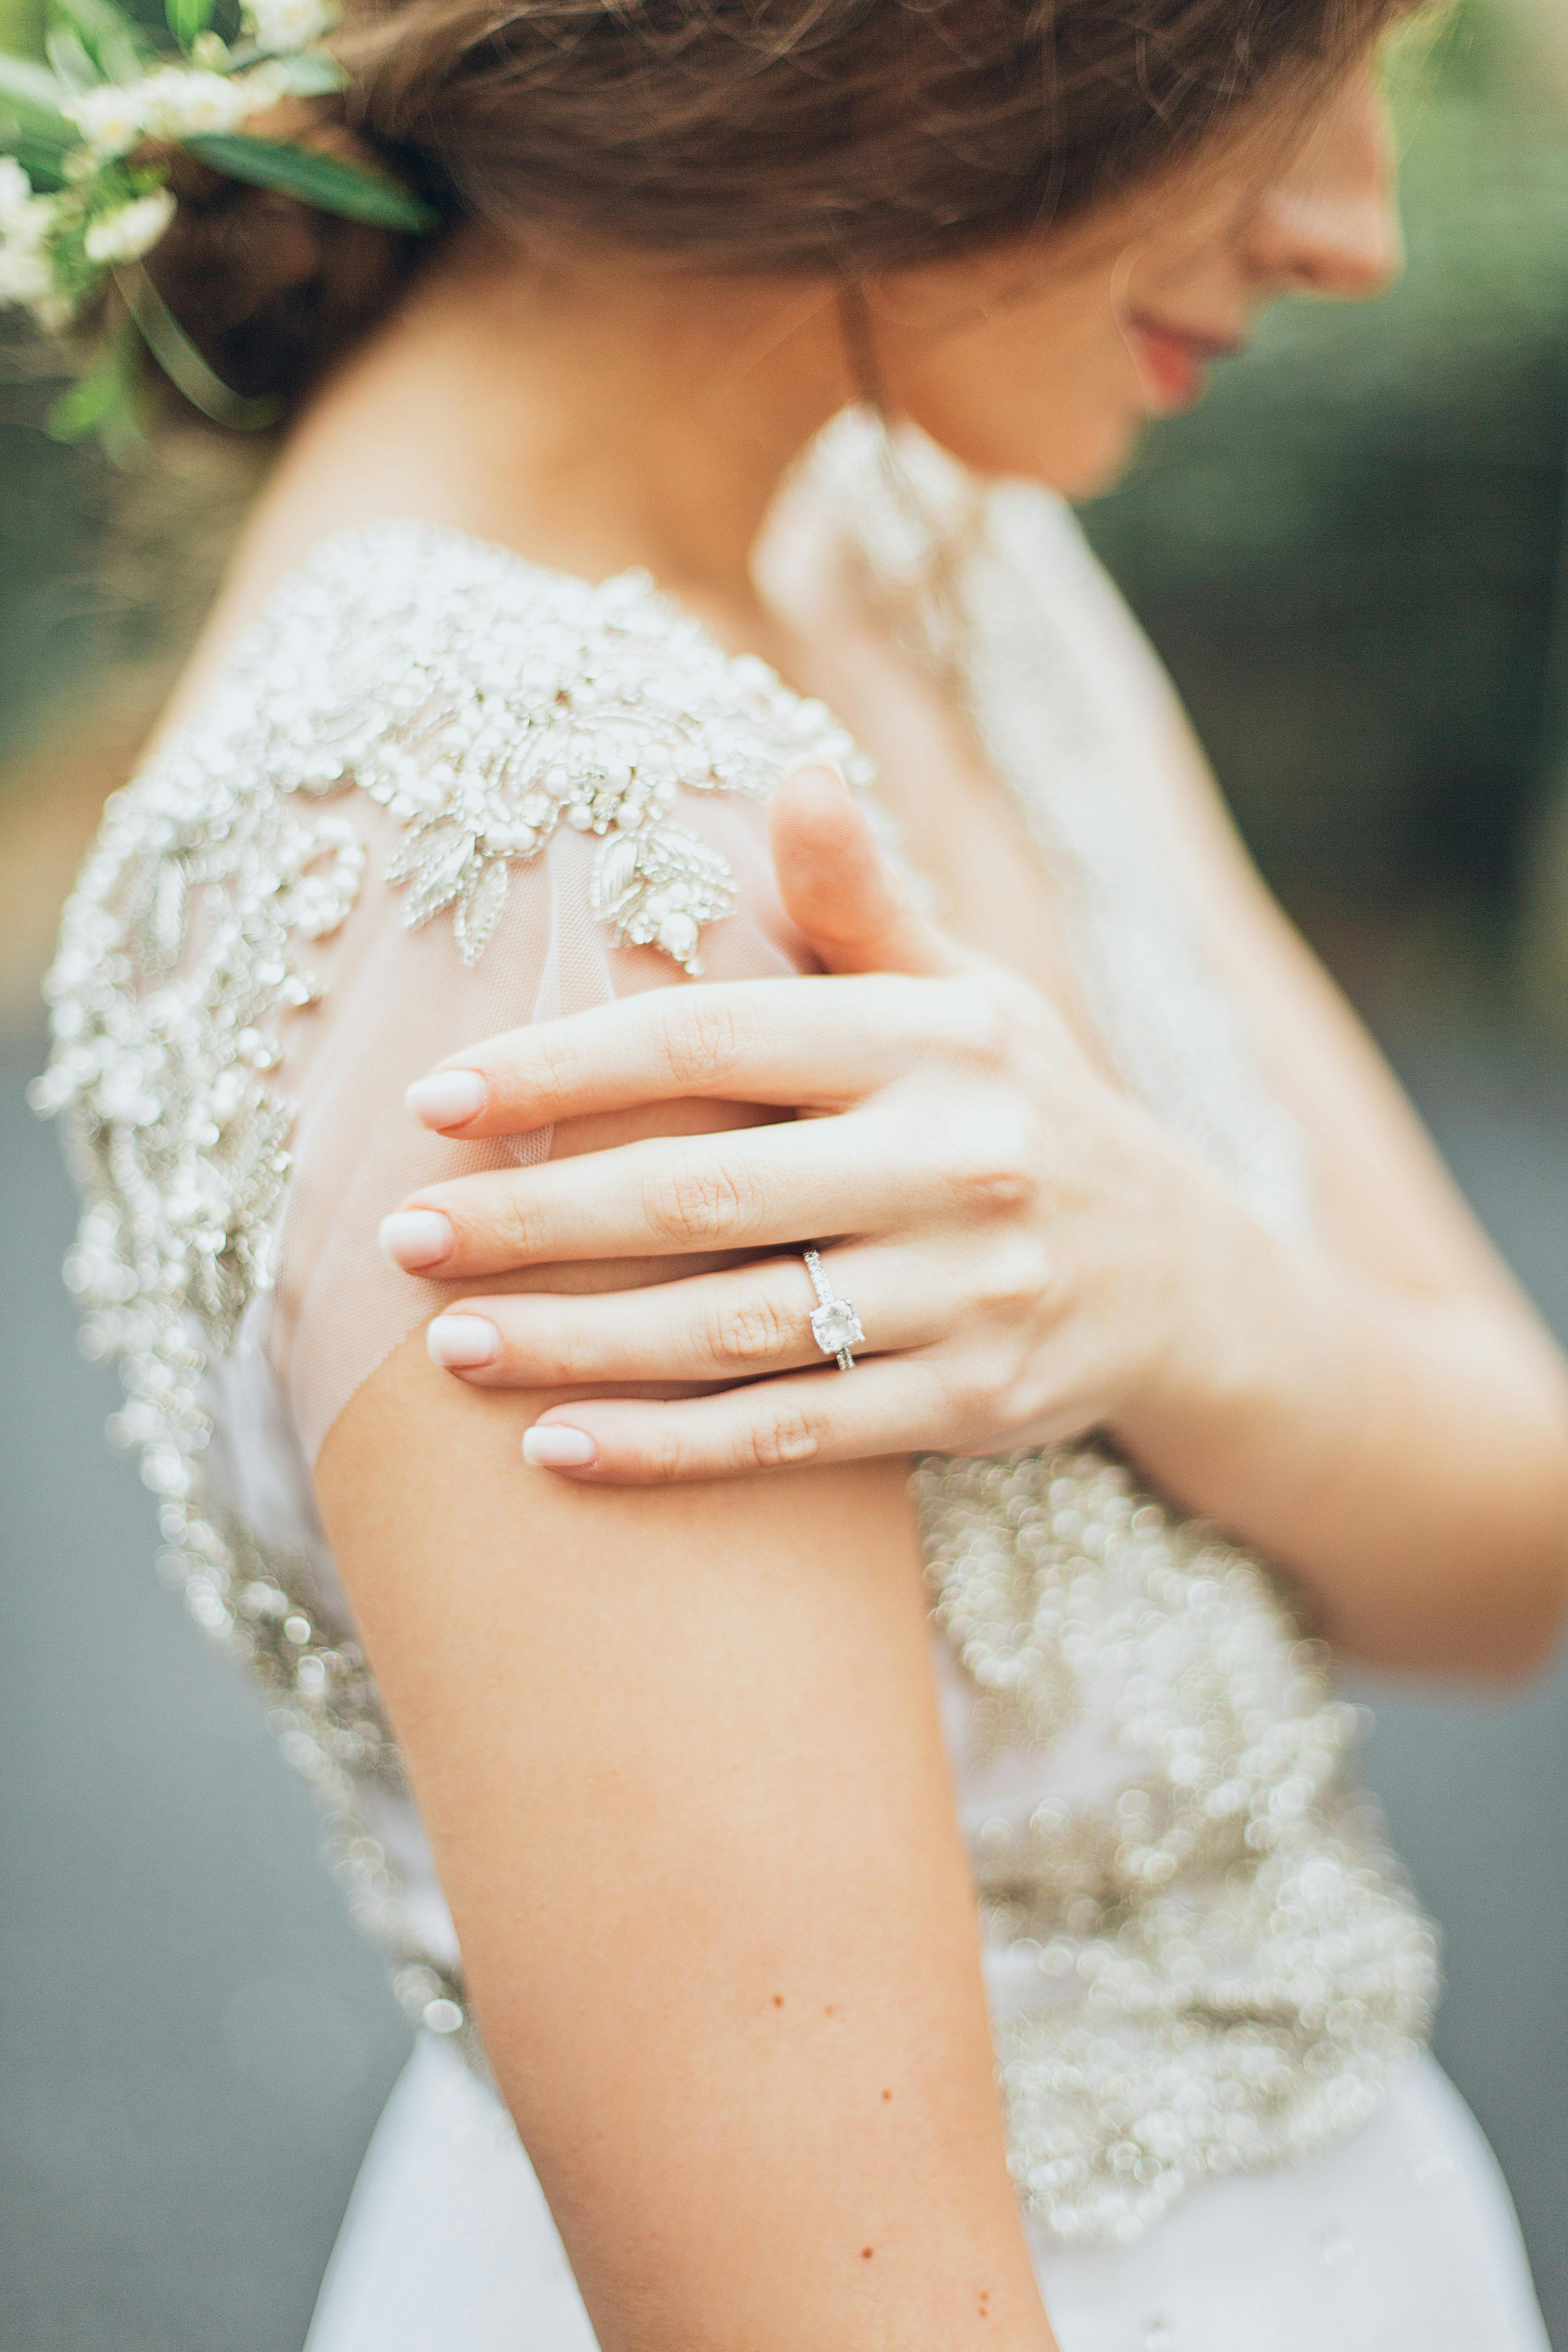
left=276, top=230, right=857, bottom=641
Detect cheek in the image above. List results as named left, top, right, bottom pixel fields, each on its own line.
left=885, top=305, right=1148, bottom=496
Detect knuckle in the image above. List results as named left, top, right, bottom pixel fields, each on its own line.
left=931, top=1355, right=1005, bottom=1445
left=742, top=1395, right=820, bottom=1471
left=973, top=1237, right=1056, bottom=1319
left=656, top=992, right=743, bottom=1094
left=644, top=1152, right=746, bottom=1246
left=492, top=1188, right=551, bottom=1261
left=941, top=1115, right=1040, bottom=1218
left=700, top=1292, right=793, bottom=1371
left=641, top=1424, right=692, bottom=1483
left=935, top=1354, right=989, bottom=1423
left=542, top=1320, right=597, bottom=1387
left=934, top=979, right=1011, bottom=1068
left=527, top=1029, right=589, bottom=1110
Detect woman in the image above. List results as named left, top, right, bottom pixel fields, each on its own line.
left=34, top=0, right=1566, bottom=2345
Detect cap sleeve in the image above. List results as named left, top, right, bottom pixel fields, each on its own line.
left=36, top=519, right=873, bottom=1479
left=236, top=521, right=874, bottom=1462
left=273, top=783, right=817, bottom=1463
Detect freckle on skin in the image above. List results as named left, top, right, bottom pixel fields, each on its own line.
left=861, top=2247, right=874, bottom=2260
left=772, top=1995, right=784, bottom=2008
left=881, top=2088, right=892, bottom=2101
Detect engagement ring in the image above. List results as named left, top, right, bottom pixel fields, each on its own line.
left=802, top=1248, right=864, bottom=1372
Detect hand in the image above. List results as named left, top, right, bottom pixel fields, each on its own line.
left=383, top=768, right=1236, bottom=1482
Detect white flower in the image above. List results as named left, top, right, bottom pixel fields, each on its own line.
left=0, top=156, right=34, bottom=228
left=83, top=186, right=176, bottom=266
left=0, top=238, right=53, bottom=305
left=0, top=194, right=71, bottom=327
left=0, top=185, right=59, bottom=265
left=228, top=61, right=290, bottom=113
left=30, top=288, right=75, bottom=334
left=134, top=66, right=256, bottom=139
left=242, top=0, right=339, bottom=54
left=65, top=83, right=149, bottom=158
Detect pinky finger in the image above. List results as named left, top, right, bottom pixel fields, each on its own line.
left=520, top=1360, right=953, bottom=1483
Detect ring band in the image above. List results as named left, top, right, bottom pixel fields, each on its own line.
left=802, top=1247, right=864, bottom=1372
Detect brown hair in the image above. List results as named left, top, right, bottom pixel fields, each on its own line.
left=145, top=0, right=1402, bottom=412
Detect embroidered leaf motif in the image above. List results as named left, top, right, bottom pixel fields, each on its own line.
left=389, top=817, right=477, bottom=929
left=588, top=821, right=735, bottom=976
left=452, top=852, right=510, bottom=966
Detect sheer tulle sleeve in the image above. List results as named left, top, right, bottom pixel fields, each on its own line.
left=270, top=788, right=817, bottom=1467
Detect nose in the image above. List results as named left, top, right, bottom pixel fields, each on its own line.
left=1242, top=62, right=1403, bottom=300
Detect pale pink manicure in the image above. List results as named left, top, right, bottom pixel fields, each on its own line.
left=522, top=1424, right=598, bottom=1470
left=406, top=1071, right=488, bottom=1130
left=379, top=1209, right=456, bottom=1270
left=427, top=1313, right=500, bottom=1369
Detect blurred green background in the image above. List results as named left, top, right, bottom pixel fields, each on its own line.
left=2, top=2, right=1567, bottom=2347
left=6, top=0, right=1568, bottom=1020
left=1084, top=0, right=1568, bottom=1033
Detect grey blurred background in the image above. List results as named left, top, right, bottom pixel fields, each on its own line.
left=3, top=0, right=1568, bottom=2343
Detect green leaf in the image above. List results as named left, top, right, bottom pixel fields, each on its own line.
left=0, top=129, right=69, bottom=182
left=165, top=0, right=213, bottom=49
left=0, top=50, right=76, bottom=169
left=181, top=132, right=440, bottom=231
left=117, top=257, right=282, bottom=431
left=46, top=0, right=153, bottom=85
left=0, top=49, right=77, bottom=144
left=45, top=23, right=96, bottom=91
left=46, top=337, right=135, bottom=444
left=0, top=52, right=75, bottom=114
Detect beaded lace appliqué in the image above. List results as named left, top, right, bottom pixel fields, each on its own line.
left=281, top=524, right=870, bottom=975
left=809, top=414, right=1437, bottom=2245
left=33, top=519, right=870, bottom=2061
left=40, top=491, right=1438, bottom=2247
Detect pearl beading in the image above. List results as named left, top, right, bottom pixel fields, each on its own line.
left=36, top=492, right=1437, bottom=2245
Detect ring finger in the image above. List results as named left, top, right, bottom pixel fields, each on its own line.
left=423, top=1245, right=947, bottom=1390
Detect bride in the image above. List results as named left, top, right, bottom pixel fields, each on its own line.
left=31, top=0, right=1567, bottom=2344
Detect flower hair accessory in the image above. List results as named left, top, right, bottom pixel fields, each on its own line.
left=0, top=0, right=438, bottom=450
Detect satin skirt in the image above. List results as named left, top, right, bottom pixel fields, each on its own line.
left=304, top=2037, right=1549, bottom=2351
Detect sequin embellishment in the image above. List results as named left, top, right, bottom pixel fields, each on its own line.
left=918, top=1448, right=1436, bottom=2246
left=38, top=498, right=1439, bottom=2247
left=34, top=520, right=872, bottom=2071
left=805, top=413, right=1437, bottom=2242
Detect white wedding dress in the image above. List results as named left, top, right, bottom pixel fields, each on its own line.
left=37, top=412, right=1550, bottom=2351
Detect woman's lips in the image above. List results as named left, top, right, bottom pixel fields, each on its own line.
left=1128, top=315, right=1245, bottom=414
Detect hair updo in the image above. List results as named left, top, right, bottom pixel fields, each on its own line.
left=145, top=0, right=1404, bottom=413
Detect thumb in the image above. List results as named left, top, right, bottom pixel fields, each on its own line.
left=769, top=765, right=967, bottom=977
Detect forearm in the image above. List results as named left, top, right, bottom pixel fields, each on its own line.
left=1122, top=1190, right=1568, bottom=1674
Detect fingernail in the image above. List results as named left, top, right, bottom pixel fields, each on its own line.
left=379, top=1209, right=456, bottom=1271
left=427, top=1313, right=500, bottom=1369
left=406, top=1071, right=488, bottom=1130
left=784, top=759, right=848, bottom=793
left=522, top=1424, right=598, bottom=1470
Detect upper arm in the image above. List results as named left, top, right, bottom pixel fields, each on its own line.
left=270, top=689, right=1052, bottom=2344
left=314, top=1293, right=1051, bottom=2351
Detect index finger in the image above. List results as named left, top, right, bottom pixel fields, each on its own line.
left=403, top=973, right=981, bottom=1137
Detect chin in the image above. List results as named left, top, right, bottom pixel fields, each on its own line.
left=1033, top=413, right=1147, bottom=501
left=918, top=407, right=1147, bottom=501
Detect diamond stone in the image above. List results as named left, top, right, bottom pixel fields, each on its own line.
left=811, top=1298, right=864, bottom=1356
